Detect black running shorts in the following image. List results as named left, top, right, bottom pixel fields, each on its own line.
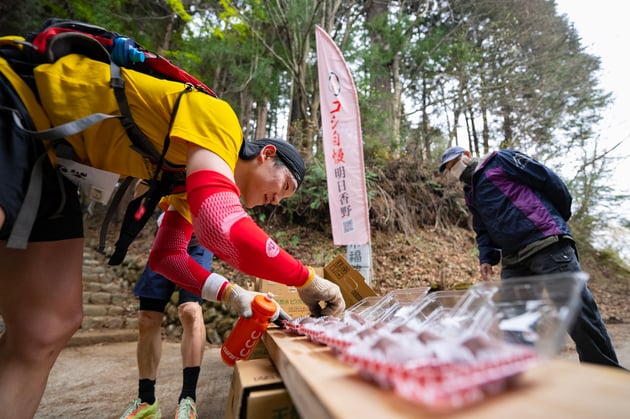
left=0, top=72, right=83, bottom=242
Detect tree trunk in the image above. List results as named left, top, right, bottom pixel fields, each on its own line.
left=159, top=14, right=175, bottom=54
left=255, top=99, right=269, bottom=140
left=363, top=0, right=396, bottom=152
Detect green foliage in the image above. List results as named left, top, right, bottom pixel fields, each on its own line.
left=301, top=160, right=328, bottom=210
left=166, top=0, right=192, bottom=22
left=290, top=156, right=329, bottom=216
left=0, top=0, right=623, bottom=263
left=254, top=211, right=266, bottom=224
left=289, top=234, right=300, bottom=247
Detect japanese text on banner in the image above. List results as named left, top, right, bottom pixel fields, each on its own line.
left=315, top=26, right=370, bottom=246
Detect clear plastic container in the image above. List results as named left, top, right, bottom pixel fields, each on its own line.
left=335, top=273, right=587, bottom=412
left=313, top=287, right=431, bottom=351
left=464, top=272, right=588, bottom=357
left=360, top=287, right=431, bottom=323
left=344, top=296, right=385, bottom=317
left=390, top=289, right=467, bottom=332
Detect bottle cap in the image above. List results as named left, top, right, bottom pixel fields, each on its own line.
left=128, top=48, right=145, bottom=63
left=253, top=294, right=277, bottom=317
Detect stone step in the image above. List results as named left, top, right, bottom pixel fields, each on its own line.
left=80, top=303, right=138, bottom=330
left=82, top=290, right=132, bottom=306
left=67, top=328, right=139, bottom=347
left=75, top=247, right=141, bottom=346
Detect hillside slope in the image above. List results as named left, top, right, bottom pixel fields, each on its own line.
left=246, top=224, right=630, bottom=324
left=88, top=182, right=629, bottom=326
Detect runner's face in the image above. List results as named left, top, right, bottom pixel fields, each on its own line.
left=241, top=156, right=298, bottom=208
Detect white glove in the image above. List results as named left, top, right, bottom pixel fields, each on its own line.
left=222, top=284, right=282, bottom=321
left=297, top=270, right=345, bottom=317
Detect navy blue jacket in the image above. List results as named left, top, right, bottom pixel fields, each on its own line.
left=463, top=150, right=573, bottom=266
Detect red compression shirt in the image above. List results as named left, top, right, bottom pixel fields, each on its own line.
left=149, top=170, right=310, bottom=295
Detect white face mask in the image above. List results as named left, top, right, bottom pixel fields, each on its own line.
left=447, top=158, right=468, bottom=181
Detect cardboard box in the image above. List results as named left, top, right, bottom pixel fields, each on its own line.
left=255, top=279, right=310, bottom=319
left=248, top=337, right=269, bottom=360
left=323, top=255, right=378, bottom=307
left=224, top=357, right=299, bottom=419
left=246, top=388, right=295, bottom=419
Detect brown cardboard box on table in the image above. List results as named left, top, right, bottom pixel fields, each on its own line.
left=254, top=256, right=378, bottom=319
left=323, top=255, right=377, bottom=307
left=254, top=278, right=311, bottom=319
left=224, top=357, right=299, bottom=419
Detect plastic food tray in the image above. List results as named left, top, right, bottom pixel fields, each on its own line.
left=450, top=272, right=588, bottom=357
left=339, top=332, right=539, bottom=411
left=284, top=273, right=585, bottom=411
left=390, top=346, right=538, bottom=412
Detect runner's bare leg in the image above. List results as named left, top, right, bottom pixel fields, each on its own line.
left=0, top=239, right=84, bottom=418
left=136, top=310, right=164, bottom=380
left=178, top=301, right=206, bottom=368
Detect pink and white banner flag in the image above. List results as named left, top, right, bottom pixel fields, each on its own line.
left=315, top=25, right=370, bottom=246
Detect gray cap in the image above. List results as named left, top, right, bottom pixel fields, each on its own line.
left=438, top=146, right=466, bottom=172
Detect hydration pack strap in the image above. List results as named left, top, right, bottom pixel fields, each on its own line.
left=107, top=171, right=177, bottom=265
left=1, top=105, right=120, bottom=140
left=0, top=103, right=117, bottom=249
left=1, top=33, right=189, bottom=253
left=106, top=84, right=192, bottom=265
left=109, top=61, right=162, bottom=163
left=6, top=153, right=46, bottom=249
left=97, top=176, right=135, bottom=254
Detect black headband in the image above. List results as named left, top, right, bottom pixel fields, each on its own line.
left=239, top=138, right=305, bottom=188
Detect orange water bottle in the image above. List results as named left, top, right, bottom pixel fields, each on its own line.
left=221, top=294, right=277, bottom=366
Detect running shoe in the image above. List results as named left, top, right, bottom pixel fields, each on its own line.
left=120, top=398, right=161, bottom=419
left=175, top=397, right=197, bottom=419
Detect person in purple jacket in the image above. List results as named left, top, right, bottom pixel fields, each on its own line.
left=439, top=146, right=624, bottom=369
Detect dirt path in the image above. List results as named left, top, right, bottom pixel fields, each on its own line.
left=35, top=343, right=233, bottom=419
left=558, top=322, right=630, bottom=365
left=35, top=323, right=630, bottom=418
